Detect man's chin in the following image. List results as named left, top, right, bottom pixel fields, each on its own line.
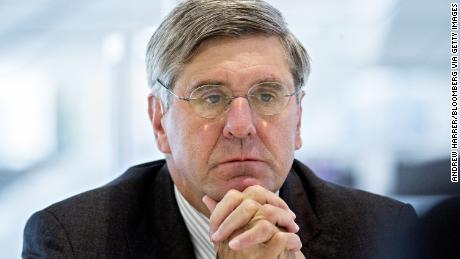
left=223, top=176, right=264, bottom=192
left=208, top=177, right=276, bottom=201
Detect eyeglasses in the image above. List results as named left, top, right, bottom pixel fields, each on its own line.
left=156, top=78, right=301, bottom=119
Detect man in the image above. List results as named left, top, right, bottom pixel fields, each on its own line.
left=22, top=0, right=417, bottom=258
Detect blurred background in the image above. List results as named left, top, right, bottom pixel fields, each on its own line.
left=0, top=0, right=454, bottom=257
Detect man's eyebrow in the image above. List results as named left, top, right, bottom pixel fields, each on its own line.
left=186, top=80, right=226, bottom=92
left=186, top=76, right=285, bottom=91
left=251, top=76, right=284, bottom=85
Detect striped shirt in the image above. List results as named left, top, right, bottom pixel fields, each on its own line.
left=174, top=185, right=216, bottom=259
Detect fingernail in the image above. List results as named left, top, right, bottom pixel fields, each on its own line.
left=290, top=209, right=296, bottom=218
left=229, top=239, right=240, bottom=249
left=202, top=196, right=210, bottom=207
left=211, top=230, right=221, bottom=241
left=294, top=223, right=300, bottom=232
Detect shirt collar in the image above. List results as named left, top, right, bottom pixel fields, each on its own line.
left=174, top=185, right=216, bottom=259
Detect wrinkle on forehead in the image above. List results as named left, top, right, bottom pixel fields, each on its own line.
left=176, top=35, right=294, bottom=93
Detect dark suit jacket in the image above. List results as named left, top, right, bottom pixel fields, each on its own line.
left=23, top=159, right=417, bottom=259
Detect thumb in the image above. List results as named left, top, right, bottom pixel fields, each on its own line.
left=202, top=195, right=218, bottom=214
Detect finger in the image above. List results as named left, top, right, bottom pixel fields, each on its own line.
left=228, top=219, right=279, bottom=250
left=202, top=195, right=218, bottom=214
left=260, top=204, right=299, bottom=233
left=210, top=186, right=294, bottom=236
left=211, top=199, right=260, bottom=242
left=209, top=189, right=244, bottom=234
left=213, top=203, right=298, bottom=242
left=293, top=251, right=307, bottom=259
left=243, top=185, right=293, bottom=215
left=262, top=232, right=302, bottom=258
left=282, top=232, right=302, bottom=251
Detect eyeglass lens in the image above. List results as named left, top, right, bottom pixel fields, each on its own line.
left=188, top=82, right=292, bottom=118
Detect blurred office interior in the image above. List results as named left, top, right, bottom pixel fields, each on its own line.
left=0, top=0, right=453, bottom=257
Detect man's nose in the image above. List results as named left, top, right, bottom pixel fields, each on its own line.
left=223, top=97, right=257, bottom=139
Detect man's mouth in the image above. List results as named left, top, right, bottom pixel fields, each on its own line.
left=219, top=157, right=264, bottom=164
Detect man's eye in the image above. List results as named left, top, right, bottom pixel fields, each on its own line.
left=259, top=93, right=275, bottom=102
left=203, top=94, right=223, bottom=104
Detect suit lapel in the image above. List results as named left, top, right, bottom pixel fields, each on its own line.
left=125, top=164, right=196, bottom=259
left=280, top=162, right=322, bottom=256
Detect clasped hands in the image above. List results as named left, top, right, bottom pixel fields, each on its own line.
left=202, top=185, right=305, bottom=259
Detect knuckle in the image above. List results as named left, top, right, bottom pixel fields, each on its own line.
left=253, top=185, right=265, bottom=194
left=258, top=219, right=275, bottom=232
left=244, top=184, right=263, bottom=195
left=262, top=204, right=278, bottom=223
left=261, top=204, right=276, bottom=218
left=242, top=199, right=259, bottom=211
left=273, top=231, right=288, bottom=244
left=296, top=236, right=302, bottom=248
left=209, top=213, right=217, bottom=223
left=288, top=233, right=302, bottom=250
left=243, top=185, right=256, bottom=196
left=227, top=189, right=240, bottom=198
left=226, top=189, right=243, bottom=201
left=241, top=232, right=256, bottom=244
left=289, top=233, right=301, bottom=243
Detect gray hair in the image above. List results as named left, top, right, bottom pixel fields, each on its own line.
left=146, top=0, right=310, bottom=106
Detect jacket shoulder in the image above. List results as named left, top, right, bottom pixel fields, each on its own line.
left=293, top=159, right=417, bottom=236
left=23, top=160, right=167, bottom=258
left=44, top=160, right=165, bottom=218
left=293, top=159, right=413, bottom=214
left=292, top=160, right=417, bottom=258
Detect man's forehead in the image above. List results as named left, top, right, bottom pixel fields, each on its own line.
left=175, top=35, right=293, bottom=90
left=177, top=67, right=294, bottom=93
left=188, top=35, right=287, bottom=62
left=183, top=72, right=288, bottom=89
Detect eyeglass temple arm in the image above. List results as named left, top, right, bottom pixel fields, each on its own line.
left=284, top=87, right=304, bottom=97
left=156, top=78, right=190, bottom=101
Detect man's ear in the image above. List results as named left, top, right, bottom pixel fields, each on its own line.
left=295, top=92, right=305, bottom=150
left=148, top=95, right=171, bottom=154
